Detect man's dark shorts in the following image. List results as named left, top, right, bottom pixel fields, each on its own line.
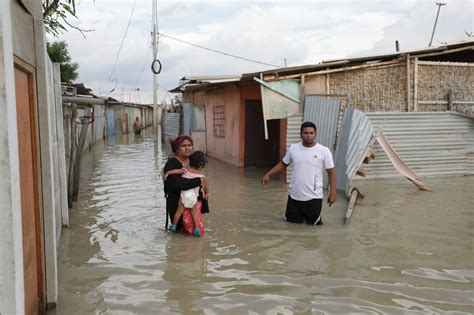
left=285, top=196, right=323, bottom=225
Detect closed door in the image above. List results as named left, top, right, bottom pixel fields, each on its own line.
left=15, top=60, right=44, bottom=315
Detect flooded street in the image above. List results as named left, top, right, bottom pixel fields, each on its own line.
left=50, top=130, right=473, bottom=314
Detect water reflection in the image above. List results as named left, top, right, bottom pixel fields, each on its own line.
left=50, top=129, right=474, bottom=314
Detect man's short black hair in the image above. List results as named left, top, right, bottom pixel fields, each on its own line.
left=300, top=121, right=317, bottom=133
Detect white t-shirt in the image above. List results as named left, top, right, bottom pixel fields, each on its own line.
left=282, top=142, right=334, bottom=201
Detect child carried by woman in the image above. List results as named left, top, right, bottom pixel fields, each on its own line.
left=164, top=151, right=210, bottom=236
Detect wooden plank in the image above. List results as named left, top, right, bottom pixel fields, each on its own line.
left=259, top=73, right=269, bottom=140
left=417, top=60, right=474, bottom=67
left=72, top=108, right=91, bottom=201
left=67, top=105, right=78, bottom=207
left=344, top=188, right=362, bottom=225
left=363, top=148, right=378, bottom=164
left=356, top=167, right=368, bottom=177
left=264, top=60, right=401, bottom=82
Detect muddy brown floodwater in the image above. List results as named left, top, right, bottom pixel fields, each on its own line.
left=48, top=129, right=474, bottom=314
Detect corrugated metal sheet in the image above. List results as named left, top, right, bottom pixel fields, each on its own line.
left=364, top=112, right=473, bottom=178
left=303, top=95, right=341, bottom=153
left=334, top=108, right=375, bottom=195
left=182, top=103, right=193, bottom=135
left=125, top=106, right=135, bottom=133
left=285, top=113, right=303, bottom=183
left=93, top=105, right=106, bottom=142
left=303, top=96, right=342, bottom=188
left=106, top=108, right=115, bottom=136
left=162, top=112, right=180, bottom=141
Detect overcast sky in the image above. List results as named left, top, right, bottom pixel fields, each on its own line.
left=53, top=0, right=473, bottom=104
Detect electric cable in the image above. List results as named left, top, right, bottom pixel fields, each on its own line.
left=158, top=32, right=280, bottom=68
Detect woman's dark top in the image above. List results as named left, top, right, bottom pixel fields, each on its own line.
left=163, top=157, right=209, bottom=229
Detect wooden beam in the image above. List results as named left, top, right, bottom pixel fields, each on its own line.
left=356, top=167, right=368, bottom=177
left=413, top=46, right=473, bottom=59
left=62, top=96, right=106, bottom=105
left=71, top=108, right=91, bottom=202
left=414, top=58, right=418, bottom=112
left=344, top=188, right=364, bottom=225
left=363, top=148, right=378, bottom=164
left=418, top=100, right=474, bottom=105
left=417, top=60, right=474, bottom=67
left=406, top=54, right=411, bottom=112
left=264, top=60, right=401, bottom=82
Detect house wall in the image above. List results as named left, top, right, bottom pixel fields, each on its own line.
left=204, top=85, right=241, bottom=166
left=1, top=0, right=67, bottom=311
left=307, top=60, right=473, bottom=116
left=0, top=2, right=25, bottom=313
left=416, top=63, right=474, bottom=116
left=328, top=64, right=407, bottom=112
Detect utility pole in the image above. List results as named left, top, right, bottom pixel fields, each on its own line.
left=152, top=0, right=159, bottom=127
left=429, top=2, right=446, bottom=47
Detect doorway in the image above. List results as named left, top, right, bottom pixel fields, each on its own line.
left=244, top=100, right=280, bottom=167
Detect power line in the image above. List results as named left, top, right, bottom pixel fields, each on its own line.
left=108, top=0, right=137, bottom=81
left=159, top=32, right=280, bottom=68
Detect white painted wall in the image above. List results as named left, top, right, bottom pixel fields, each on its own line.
left=34, top=10, right=60, bottom=305
left=53, top=63, right=69, bottom=227
left=0, top=1, right=26, bottom=313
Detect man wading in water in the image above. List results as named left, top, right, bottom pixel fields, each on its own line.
left=261, top=121, right=336, bottom=225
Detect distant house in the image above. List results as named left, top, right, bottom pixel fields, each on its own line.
left=171, top=39, right=474, bottom=168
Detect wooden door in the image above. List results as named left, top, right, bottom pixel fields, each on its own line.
left=14, top=58, right=44, bottom=314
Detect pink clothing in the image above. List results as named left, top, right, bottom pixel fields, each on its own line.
left=182, top=170, right=205, bottom=197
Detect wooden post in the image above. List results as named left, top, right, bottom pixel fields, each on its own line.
left=406, top=54, right=411, bottom=112
left=259, top=73, right=269, bottom=140
left=300, top=74, right=305, bottom=110
left=448, top=89, right=454, bottom=111
left=414, top=57, right=418, bottom=112
left=67, top=105, right=77, bottom=207
left=325, top=73, right=330, bottom=94
left=71, top=108, right=91, bottom=202
left=344, top=188, right=363, bottom=225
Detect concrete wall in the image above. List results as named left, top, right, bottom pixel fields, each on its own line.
left=1, top=0, right=67, bottom=311
left=0, top=1, right=25, bottom=313
left=33, top=0, right=65, bottom=305
left=204, top=85, right=241, bottom=166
